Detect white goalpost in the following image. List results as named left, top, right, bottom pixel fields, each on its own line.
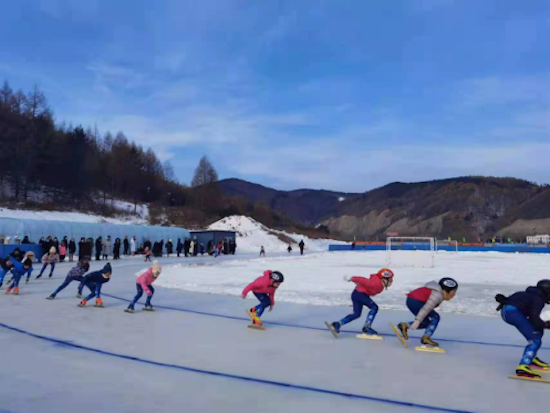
left=386, top=237, right=435, bottom=268
left=436, top=240, right=458, bottom=253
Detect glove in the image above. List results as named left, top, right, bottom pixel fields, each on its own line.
left=410, top=320, right=420, bottom=330
left=241, top=294, right=246, bottom=299
left=147, top=291, right=153, bottom=297
left=343, top=275, right=352, bottom=282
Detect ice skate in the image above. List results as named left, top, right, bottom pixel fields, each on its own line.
left=94, top=298, right=104, bottom=308
left=415, top=335, right=446, bottom=353
left=124, top=306, right=135, bottom=313
left=531, top=357, right=550, bottom=370
left=421, top=335, right=439, bottom=347
left=325, top=321, right=340, bottom=338
left=5, top=288, right=11, bottom=294
left=143, top=304, right=155, bottom=311
left=362, top=325, right=378, bottom=335
left=36, top=275, right=42, bottom=279
left=25, top=278, right=29, bottom=284
left=13, top=287, right=19, bottom=295
left=248, top=317, right=265, bottom=330
left=78, top=300, right=87, bottom=307
left=397, top=322, right=409, bottom=340
left=46, top=295, right=55, bottom=300
left=516, top=365, right=542, bottom=379
left=77, top=293, right=82, bottom=299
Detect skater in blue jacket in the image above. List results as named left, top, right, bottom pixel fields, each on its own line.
left=496, top=280, right=550, bottom=378
left=78, top=263, right=112, bottom=308
left=5, top=258, right=33, bottom=295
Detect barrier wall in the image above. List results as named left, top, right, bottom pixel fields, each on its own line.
left=329, top=243, right=550, bottom=254
left=0, top=244, right=43, bottom=262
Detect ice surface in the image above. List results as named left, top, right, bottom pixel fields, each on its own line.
left=207, top=215, right=346, bottom=254
left=0, top=253, right=548, bottom=413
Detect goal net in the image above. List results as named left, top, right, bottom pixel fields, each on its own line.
left=436, top=240, right=458, bottom=253
left=386, top=237, right=435, bottom=268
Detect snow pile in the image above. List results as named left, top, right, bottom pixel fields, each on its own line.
left=0, top=206, right=148, bottom=225
left=154, top=251, right=550, bottom=317
left=207, top=215, right=345, bottom=254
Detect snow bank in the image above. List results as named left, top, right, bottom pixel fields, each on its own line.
left=207, top=215, right=345, bottom=254
left=153, top=251, right=550, bottom=317
left=0, top=206, right=148, bottom=225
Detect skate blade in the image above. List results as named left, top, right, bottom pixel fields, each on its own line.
left=124, top=309, right=134, bottom=313
left=530, top=366, right=550, bottom=372
left=142, top=308, right=155, bottom=312
left=93, top=304, right=104, bottom=308
left=389, top=323, right=408, bottom=348
left=245, top=309, right=255, bottom=322
left=325, top=321, right=339, bottom=339
left=356, top=334, right=383, bottom=340
left=509, top=375, right=550, bottom=383
left=248, top=324, right=265, bottom=330
left=415, top=345, right=446, bottom=353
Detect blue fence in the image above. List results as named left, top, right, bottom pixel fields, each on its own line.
left=0, top=244, right=44, bottom=262
left=329, top=243, right=550, bottom=254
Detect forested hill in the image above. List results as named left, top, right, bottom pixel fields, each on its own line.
left=0, top=81, right=185, bottom=208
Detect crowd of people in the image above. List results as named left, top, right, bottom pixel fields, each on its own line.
left=0, top=235, right=237, bottom=263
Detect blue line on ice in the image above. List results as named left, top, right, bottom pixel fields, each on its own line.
left=0, top=321, right=472, bottom=413
left=102, top=293, right=550, bottom=350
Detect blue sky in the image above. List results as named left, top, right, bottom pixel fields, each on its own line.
left=2, top=0, right=550, bottom=192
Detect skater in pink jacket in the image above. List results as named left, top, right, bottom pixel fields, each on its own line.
left=125, top=261, right=162, bottom=313
left=242, top=270, right=284, bottom=326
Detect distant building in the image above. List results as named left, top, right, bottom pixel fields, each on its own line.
left=526, top=235, right=550, bottom=245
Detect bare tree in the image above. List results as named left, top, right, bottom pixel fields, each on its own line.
left=0, top=81, right=13, bottom=106
left=25, top=84, right=49, bottom=118
left=163, top=160, right=177, bottom=183
left=191, top=156, right=218, bottom=187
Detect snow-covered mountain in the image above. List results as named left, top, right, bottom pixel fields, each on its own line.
left=207, top=215, right=345, bottom=254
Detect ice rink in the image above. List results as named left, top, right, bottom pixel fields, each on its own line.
left=1, top=251, right=549, bottom=412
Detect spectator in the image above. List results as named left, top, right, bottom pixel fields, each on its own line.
left=166, top=239, right=173, bottom=257
left=177, top=238, right=183, bottom=257
left=95, top=237, right=103, bottom=261
left=102, top=236, right=112, bottom=260
left=69, top=238, right=76, bottom=262
left=260, top=246, right=265, bottom=257
left=299, top=239, right=305, bottom=255
left=22, top=236, right=31, bottom=244
left=130, top=236, right=137, bottom=255
left=351, top=241, right=356, bottom=250
left=123, top=236, right=130, bottom=255
left=144, top=239, right=152, bottom=251
left=184, top=238, right=191, bottom=257
left=114, top=238, right=121, bottom=260
left=287, top=244, right=292, bottom=254
left=53, top=237, right=59, bottom=251
left=190, top=240, right=195, bottom=256
left=59, top=243, right=67, bottom=262
left=78, top=238, right=86, bottom=258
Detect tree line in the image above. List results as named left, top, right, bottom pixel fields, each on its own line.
left=0, top=80, right=211, bottom=211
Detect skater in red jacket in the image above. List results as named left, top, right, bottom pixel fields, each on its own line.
left=242, top=270, right=284, bottom=327
left=326, top=268, right=394, bottom=337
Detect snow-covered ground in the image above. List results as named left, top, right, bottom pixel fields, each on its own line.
left=207, top=215, right=346, bottom=254
left=0, top=201, right=149, bottom=225
left=153, top=250, right=550, bottom=318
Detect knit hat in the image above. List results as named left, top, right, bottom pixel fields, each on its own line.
left=23, top=258, right=33, bottom=267
left=49, top=246, right=57, bottom=254
left=101, top=263, right=112, bottom=274
left=152, top=260, right=162, bottom=277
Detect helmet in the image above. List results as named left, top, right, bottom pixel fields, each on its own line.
left=270, top=271, right=284, bottom=283
left=439, top=277, right=458, bottom=293
left=378, top=268, right=394, bottom=279
left=537, top=279, right=550, bottom=301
